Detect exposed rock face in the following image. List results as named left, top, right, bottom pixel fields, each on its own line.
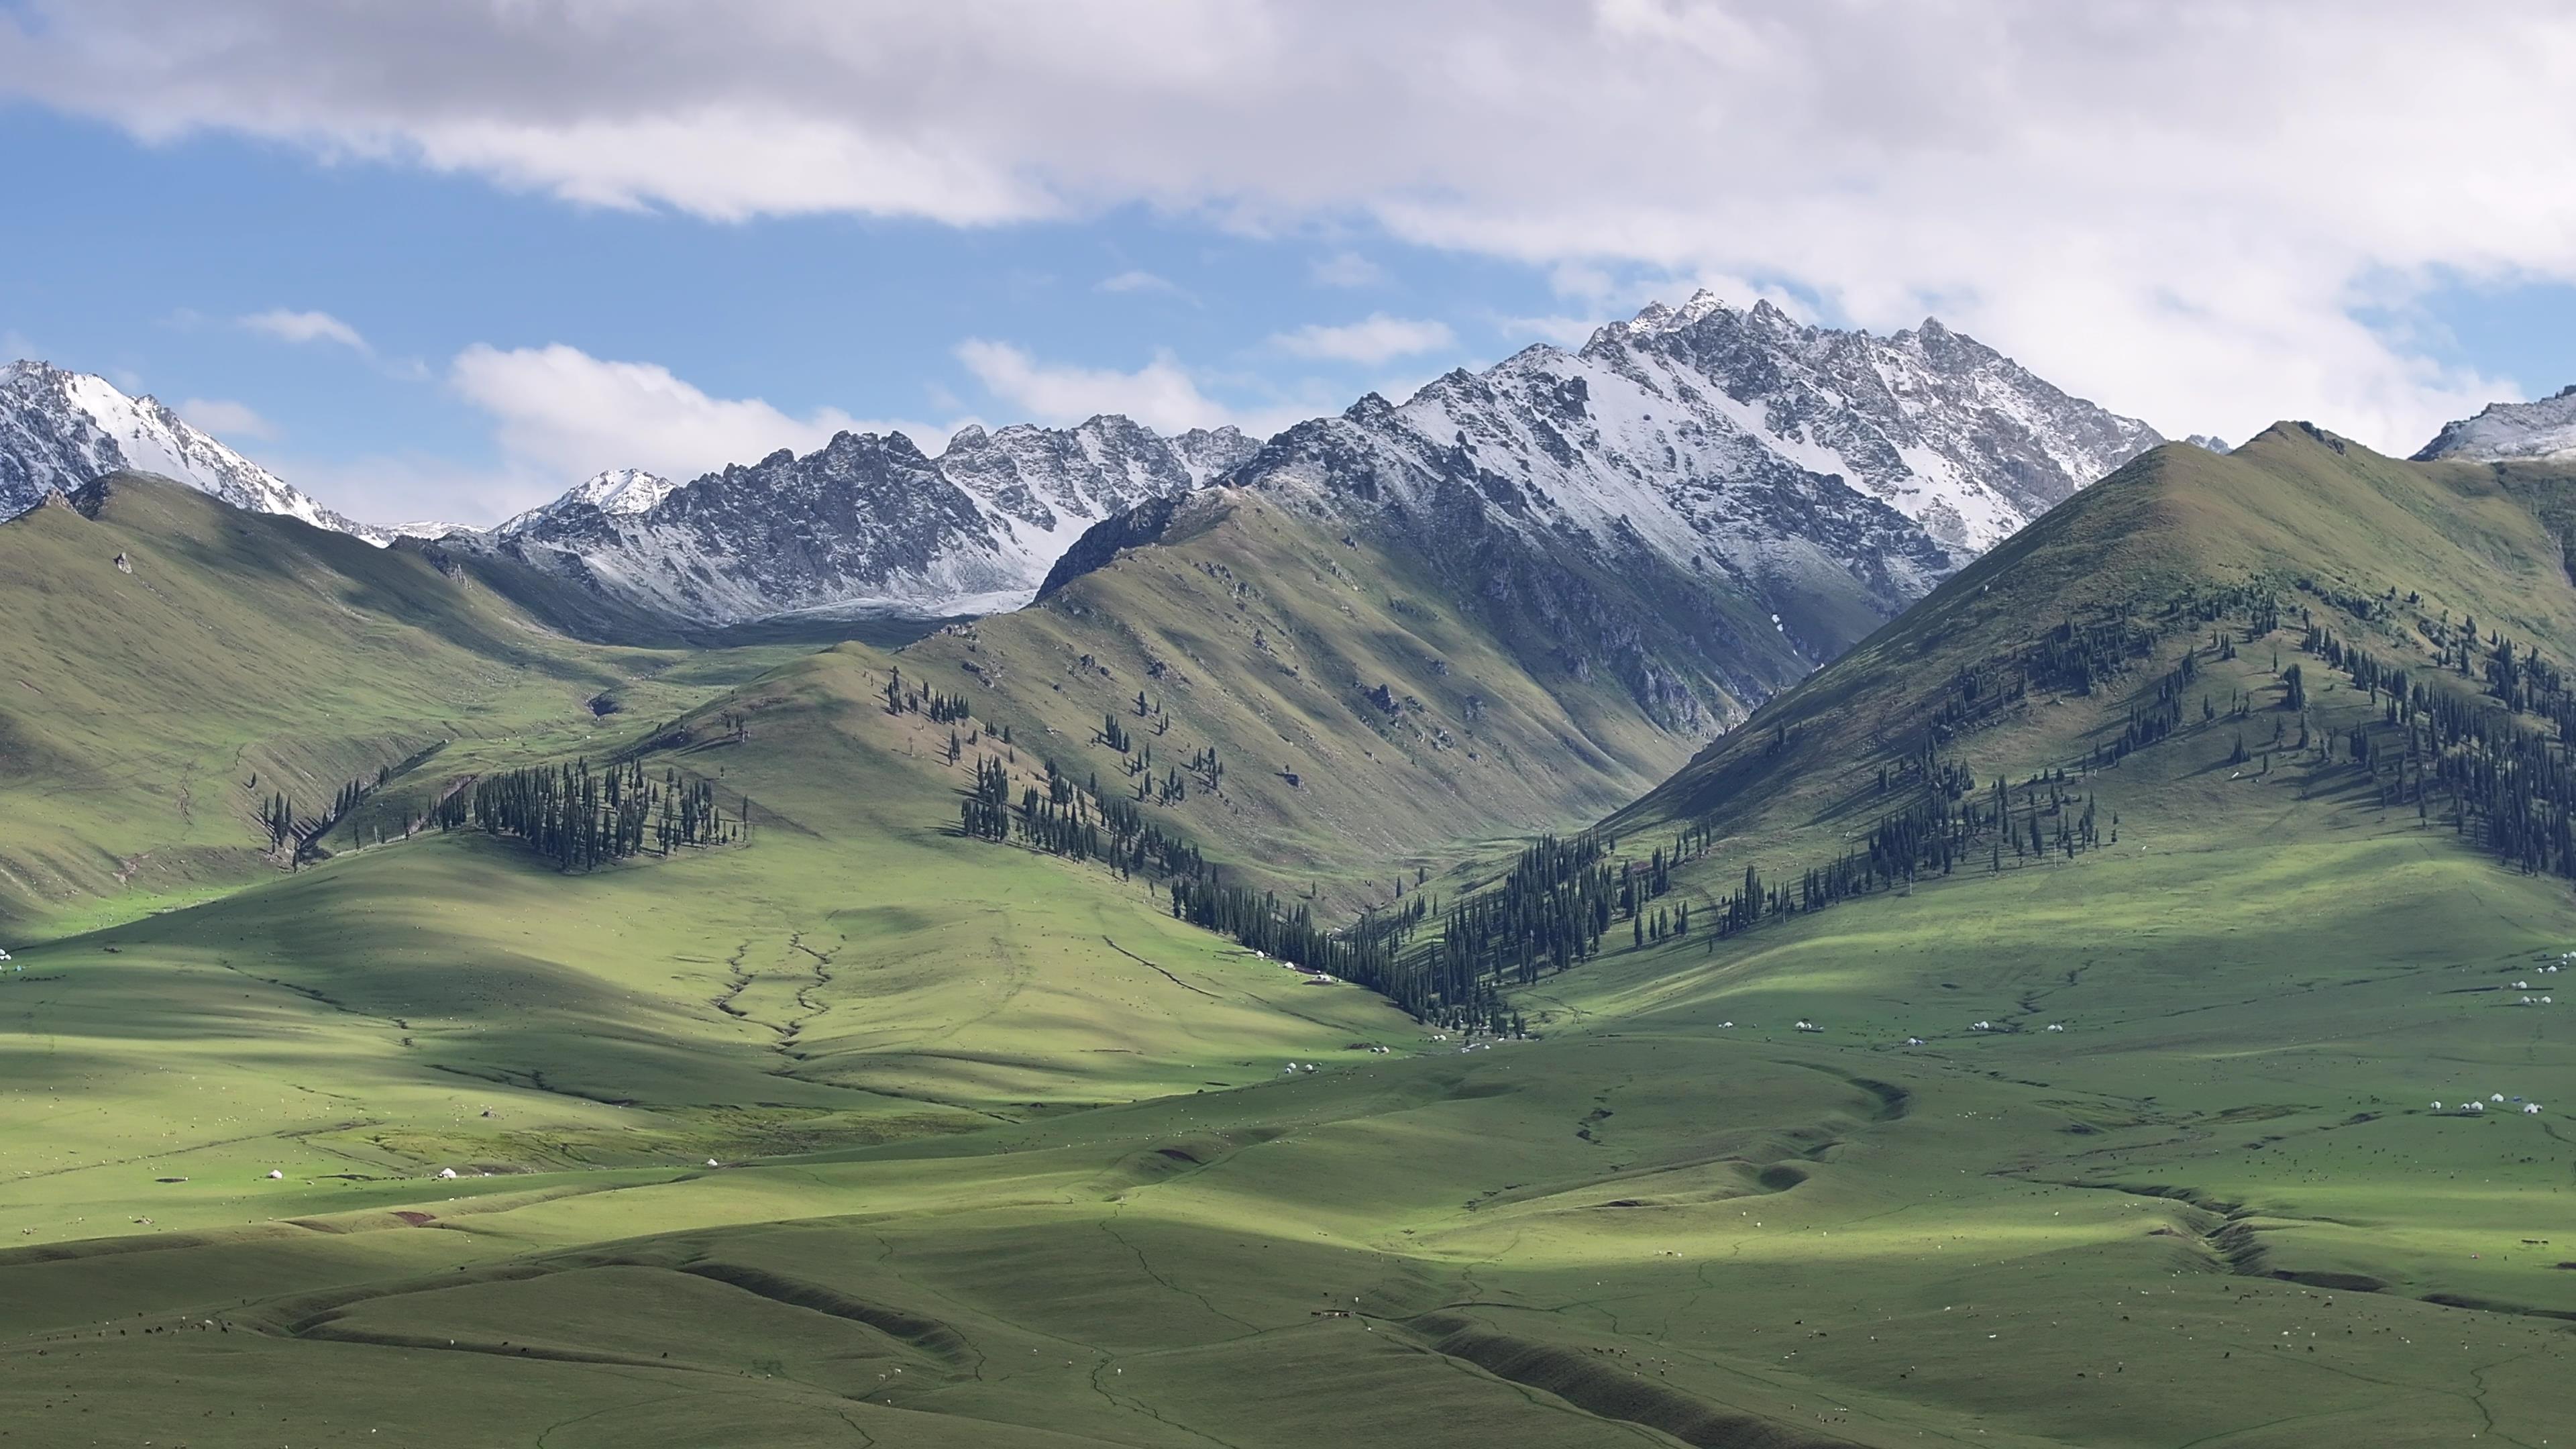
left=2414, top=386, right=2576, bottom=463
left=0, top=360, right=374, bottom=537
left=469, top=415, right=1258, bottom=623
left=6, top=299, right=2160, bottom=722
left=454, top=294, right=2154, bottom=636
left=1183, top=293, right=2159, bottom=729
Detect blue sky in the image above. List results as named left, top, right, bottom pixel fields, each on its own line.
left=4, top=2, right=2573, bottom=525
left=0, top=106, right=1610, bottom=522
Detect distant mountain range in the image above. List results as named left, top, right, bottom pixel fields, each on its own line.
left=0, top=301, right=2160, bottom=629
left=23, top=309, right=2555, bottom=648
left=0, top=360, right=376, bottom=537
left=2414, top=384, right=2576, bottom=463
left=468, top=416, right=1256, bottom=623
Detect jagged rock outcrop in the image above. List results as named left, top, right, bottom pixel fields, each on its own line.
left=2415, top=385, right=2576, bottom=463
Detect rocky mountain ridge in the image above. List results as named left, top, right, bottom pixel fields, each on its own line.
left=464, top=414, right=1258, bottom=623
left=2414, top=384, right=2576, bottom=463
left=0, top=360, right=379, bottom=539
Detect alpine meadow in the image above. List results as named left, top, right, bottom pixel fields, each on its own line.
left=4, top=9, right=2576, bottom=1447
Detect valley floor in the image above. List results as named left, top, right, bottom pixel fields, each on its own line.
left=4, top=810, right=2572, bottom=1447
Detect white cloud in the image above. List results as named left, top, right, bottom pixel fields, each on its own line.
left=1495, top=315, right=1607, bottom=347
left=1309, top=251, right=1384, bottom=288
left=239, top=308, right=368, bottom=352
left=176, top=397, right=276, bottom=439
left=956, top=339, right=1309, bottom=437
left=1273, top=314, right=1457, bottom=366
left=1096, top=269, right=1195, bottom=303
left=7, top=2, right=2575, bottom=447
left=260, top=451, right=534, bottom=532
left=449, top=342, right=890, bottom=489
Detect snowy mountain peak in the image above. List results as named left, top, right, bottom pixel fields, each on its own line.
left=484, top=465, right=674, bottom=537
left=567, top=467, right=679, bottom=516
left=468, top=411, right=1264, bottom=625
left=0, top=359, right=385, bottom=541
left=1676, top=288, right=1736, bottom=329
left=2413, top=386, right=2576, bottom=463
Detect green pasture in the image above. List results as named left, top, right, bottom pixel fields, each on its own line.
left=3, top=442, right=2573, bottom=1445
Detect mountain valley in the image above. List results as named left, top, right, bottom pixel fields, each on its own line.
left=3, top=340, right=2575, bottom=1446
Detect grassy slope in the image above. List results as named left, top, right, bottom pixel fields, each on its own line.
left=5, top=440, right=2576, bottom=1446
left=898, top=488, right=1701, bottom=902
left=0, top=474, right=808, bottom=926
left=1615, top=424, right=2576, bottom=845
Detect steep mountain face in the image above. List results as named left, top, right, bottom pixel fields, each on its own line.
left=0, top=360, right=376, bottom=538
left=465, top=294, right=2149, bottom=639
left=902, top=486, right=1707, bottom=891
left=1613, top=424, right=2576, bottom=849
left=466, top=415, right=1256, bottom=623
left=1150, top=292, right=2159, bottom=733
left=2414, top=384, right=2576, bottom=462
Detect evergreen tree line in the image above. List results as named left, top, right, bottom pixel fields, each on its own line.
left=458, top=758, right=741, bottom=871
left=2310, top=628, right=2576, bottom=879
left=1424, top=835, right=1618, bottom=1008
left=1700, top=768, right=2107, bottom=943
left=1165, top=878, right=1491, bottom=1025
left=258, top=759, right=405, bottom=864
left=882, top=666, right=977, bottom=727
left=959, top=753, right=1209, bottom=882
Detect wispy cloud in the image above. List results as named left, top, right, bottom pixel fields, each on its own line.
left=4, top=1, right=2555, bottom=443
left=239, top=308, right=369, bottom=352
left=1271, top=313, right=1456, bottom=366
left=1309, top=251, right=1384, bottom=288
left=955, top=339, right=1308, bottom=437
left=1495, top=315, right=1606, bottom=347
left=176, top=396, right=277, bottom=439
left=452, top=343, right=852, bottom=485
left=1096, top=269, right=1195, bottom=303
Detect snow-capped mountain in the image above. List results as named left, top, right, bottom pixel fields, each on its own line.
left=0, top=360, right=380, bottom=537
left=464, top=415, right=1257, bottom=623
left=471, top=294, right=2152, bottom=639
left=2413, top=386, right=2576, bottom=463
left=496, top=468, right=679, bottom=531
left=1136, top=292, right=2161, bottom=725
left=377, top=520, right=480, bottom=541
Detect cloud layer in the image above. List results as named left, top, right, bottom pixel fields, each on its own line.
left=1273, top=314, right=1457, bottom=366
left=239, top=308, right=368, bottom=352
left=6, top=1, right=2573, bottom=448
left=447, top=343, right=875, bottom=486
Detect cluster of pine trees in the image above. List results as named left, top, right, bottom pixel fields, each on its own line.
left=960, top=753, right=1208, bottom=881
left=883, top=666, right=975, bottom=726
left=260, top=792, right=300, bottom=851
left=1428, top=835, right=1616, bottom=998
left=2307, top=625, right=2576, bottom=879
left=461, top=759, right=739, bottom=871
left=1167, top=877, right=1472, bottom=1022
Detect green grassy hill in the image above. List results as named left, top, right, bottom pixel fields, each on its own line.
left=3, top=439, right=2575, bottom=1447
left=896, top=487, right=1710, bottom=900
left=0, top=473, right=810, bottom=926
